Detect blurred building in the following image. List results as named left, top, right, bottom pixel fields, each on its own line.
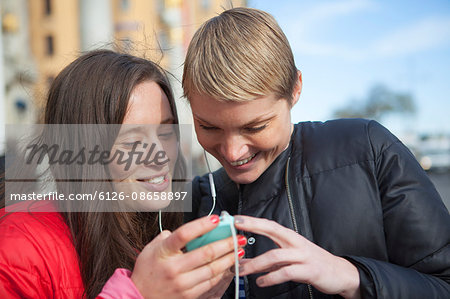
left=2, top=0, right=246, bottom=170
left=399, top=132, right=450, bottom=173
left=28, top=0, right=80, bottom=110
left=2, top=0, right=37, bottom=126
left=27, top=0, right=244, bottom=114
left=417, top=134, right=450, bottom=173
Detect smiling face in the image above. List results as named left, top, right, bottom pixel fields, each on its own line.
left=190, top=93, right=296, bottom=184
left=109, top=80, right=178, bottom=211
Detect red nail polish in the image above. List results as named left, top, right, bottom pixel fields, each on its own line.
left=238, top=236, right=247, bottom=246
left=238, top=248, right=245, bottom=258
left=210, top=215, right=219, bottom=224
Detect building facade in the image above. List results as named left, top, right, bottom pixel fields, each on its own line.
left=25, top=0, right=246, bottom=119
left=2, top=0, right=246, bottom=169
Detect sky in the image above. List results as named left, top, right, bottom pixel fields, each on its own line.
left=247, top=0, right=450, bottom=136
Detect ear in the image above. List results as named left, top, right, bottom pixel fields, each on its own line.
left=290, top=70, right=302, bottom=108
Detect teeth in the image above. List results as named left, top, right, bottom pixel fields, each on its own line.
left=230, top=154, right=256, bottom=166
left=147, top=176, right=165, bottom=184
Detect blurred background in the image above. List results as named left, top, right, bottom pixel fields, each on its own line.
left=1, top=0, right=449, bottom=208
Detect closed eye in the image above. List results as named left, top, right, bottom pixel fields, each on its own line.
left=199, top=124, right=218, bottom=131
left=245, top=124, right=267, bottom=133
left=159, top=131, right=175, bottom=139
left=121, top=141, right=141, bottom=148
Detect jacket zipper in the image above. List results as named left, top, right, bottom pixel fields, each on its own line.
left=237, top=184, right=250, bottom=298
left=285, top=157, right=314, bottom=299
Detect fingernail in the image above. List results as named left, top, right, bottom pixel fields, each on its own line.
left=238, top=248, right=245, bottom=258
left=257, top=278, right=264, bottom=286
left=230, top=265, right=235, bottom=273
left=234, top=216, right=244, bottom=224
left=238, top=236, right=247, bottom=246
left=210, top=215, right=219, bottom=224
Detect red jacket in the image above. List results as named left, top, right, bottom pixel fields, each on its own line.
left=0, top=201, right=143, bottom=298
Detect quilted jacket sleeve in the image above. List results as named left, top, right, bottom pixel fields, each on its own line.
left=347, top=121, right=450, bottom=298
left=0, top=220, right=55, bottom=298
left=0, top=263, right=52, bottom=298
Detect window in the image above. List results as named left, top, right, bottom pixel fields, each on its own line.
left=120, top=0, right=131, bottom=11
left=157, top=0, right=165, bottom=14
left=200, top=0, right=210, bottom=11
left=45, top=35, right=54, bottom=56
left=44, top=0, right=52, bottom=16
left=15, top=98, right=27, bottom=113
left=158, top=31, right=169, bottom=51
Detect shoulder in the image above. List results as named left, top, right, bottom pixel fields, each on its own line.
left=296, top=118, right=397, bottom=145
left=0, top=202, right=82, bottom=295
left=0, top=201, right=69, bottom=242
left=294, top=119, right=400, bottom=174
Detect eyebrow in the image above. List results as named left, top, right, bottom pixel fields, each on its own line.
left=117, top=126, right=145, bottom=136
left=194, top=113, right=275, bottom=127
left=118, top=117, right=176, bottom=135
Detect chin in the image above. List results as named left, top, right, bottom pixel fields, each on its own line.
left=228, top=171, right=261, bottom=185
left=135, top=200, right=171, bottom=212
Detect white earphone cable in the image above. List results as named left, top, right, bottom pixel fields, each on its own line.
left=204, top=150, right=216, bottom=216
left=158, top=210, right=163, bottom=233
left=159, top=152, right=239, bottom=297
left=229, top=215, right=240, bottom=299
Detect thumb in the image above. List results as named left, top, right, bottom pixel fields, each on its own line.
left=156, top=229, right=172, bottom=241
left=140, top=230, right=172, bottom=255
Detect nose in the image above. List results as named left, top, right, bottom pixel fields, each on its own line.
left=142, top=136, right=170, bottom=169
left=219, top=133, right=248, bottom=163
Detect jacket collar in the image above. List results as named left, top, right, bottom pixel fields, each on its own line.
left=238, top=125, right=298, bottom=206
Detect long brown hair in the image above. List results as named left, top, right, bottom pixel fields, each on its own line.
left=43, top=50, right=184, bottom=298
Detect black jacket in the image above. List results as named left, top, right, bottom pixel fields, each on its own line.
left=186, top=119, right=450, bottom=298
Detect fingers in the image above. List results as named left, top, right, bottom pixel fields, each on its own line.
left=179, top=249, right=239, bottom=290
left=179, top=235, right=246, bottom=271
left=138, top=230, right=171, bottom=258
left=202, top=270, right=235, bottom=298
left=252, top=254, right=362, bottom=296
left=255, top=264, right=309, bottom=287
left=182, top=269, right=234, bottom=299
left=234, top=215, right=304, bottom=247
left=232, top=258, right=250, bottom=271
left=155, top=230, right=172, bottom=241
left=162, top=215, right=220, bottom=254
left=238, top=248, right=303, bottom=276
left=165, top=249, right=243, bottom=298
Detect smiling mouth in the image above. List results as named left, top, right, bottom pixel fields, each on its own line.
left=137, top=175, right=166, bottom=184
left=229, top=153, right=257, bottom=166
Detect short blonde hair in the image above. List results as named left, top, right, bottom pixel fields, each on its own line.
left=182, top=7, right=298, bottom=103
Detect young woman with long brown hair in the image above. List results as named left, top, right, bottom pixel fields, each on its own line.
left=0, top=50, right=245, bottom=298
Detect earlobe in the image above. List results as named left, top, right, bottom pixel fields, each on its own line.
left=291, top=70, right=302, bottom=107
